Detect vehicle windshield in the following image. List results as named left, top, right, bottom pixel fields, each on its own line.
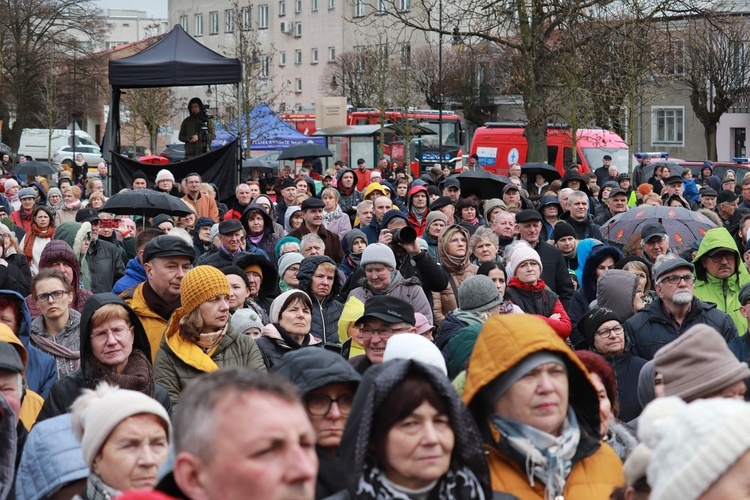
left=581, top=148, right=630, bottom=173
left=418, top=121, right=459, bottom=147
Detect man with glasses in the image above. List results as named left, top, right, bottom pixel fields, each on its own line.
left=692, top=227, right=750, bottom=335
left=640, top=222, right=673, bottom=266
left=348, top=295, right=417, bottom=374
left=624, top=256, right=743, bottom=361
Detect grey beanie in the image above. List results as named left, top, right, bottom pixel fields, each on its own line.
left=360, top=243, right=396, bottom=269
left=278, top=251, right=304, bottom=278
left=18, top=187, right=36, bottom=200
left=209, top=223, right=220, bottom=243
left=459, top=275, right=503, bottom=314
left=231, top=308, right=264, bottom=334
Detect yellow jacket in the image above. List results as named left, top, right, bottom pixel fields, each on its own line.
left=122, top=283, right=168, bottom=363
left=462, top=315, right=624, bottom=499
left=0, top=326, right=44, bottom=429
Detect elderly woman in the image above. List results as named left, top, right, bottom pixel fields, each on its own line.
left=348, top=243, right=433, bottom=324
left=154, top=265, right=266, bottom=406
left=434, top=225, right=477, bottom=324
left=423, top=211, right=448, bottom=261
left=71, top=383, right=170, bottom=498
left=332, top=359, right=491, bottom=499
left=37, top=293, right=171, bottom=421
left=278, top=252, right=304, bottom=293
left=29, top=269, right=81, bottom=378
left=54, top=185, right=82, bottom=226
left=506, top=244, right=571, bottom=338
left=456, top=198, right=481, bottom=235
left=240, top=203, right=280, bottom=265
left=46, top=187, right=64, bottom=214
left=235, top=253, right=277, bottom=318
left=21, top=206, right=55, bottom=276
left=255, top=289, right=322, bottom=369
left=275, top=348, right=362, bottom=498
left=463, top=314, right=625, bottom=498
left=86, top=192, right=106, bottom=211
left=470, top=227, right=500, bottom=265
left=321, top=187, right=352, bottom=241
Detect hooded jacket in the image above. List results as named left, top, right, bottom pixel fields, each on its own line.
left=693, top=227, right=750, bottom=335
left=336, top=169, right=362, bottom=221
left=338, top=229, right=365, bottom=279
left=333, top=359, right=492, bottom=499
left=433, top=225, right=478, bottom=324
left=406, top=185, right=429, bottom=237
left=255, top=322, right=323, bottom=370
left=462, top=314, right=624, bottom=498
left=0, top=290, right=58, bottom=399
left=36, top=293, right=172, bottom=421
left=241, top=203, right=281, bottom=266
left=296, top=256, right=343, bottom=344
left=537, top=195, right=562, bottom=241
left=112, top=257, right=147, bottom=295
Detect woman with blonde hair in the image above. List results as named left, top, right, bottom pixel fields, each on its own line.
left=321, top=187, right=352, bottom=241
left=86, top=192, right=106, bottom=210
left=54, top=185, right=82, bottom=225
left=433, top=224, right=477, bottom=324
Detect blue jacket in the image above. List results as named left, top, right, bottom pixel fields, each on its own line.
left=360, top=217, right=382, bottom=244
left=112, top=258, right=147, bottom=295
left=0, top=289, right=57, bottom=398
left=14, top=414, right=89, bottom=500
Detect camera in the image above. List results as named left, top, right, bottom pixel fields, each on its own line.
left=199, top=104, right=213, bottom=121
left=390, top=226, right=417, bottom=245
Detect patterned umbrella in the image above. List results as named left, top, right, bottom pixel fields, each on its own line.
left=600, top=205, right=716, bottom=254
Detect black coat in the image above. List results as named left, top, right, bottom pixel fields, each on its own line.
left=87, top=238, right=126, bottom=294
left=624, top=296, right=745, bottom=361
left=533, top=240, right=575, bottom=309
left=607, top=350, right=648, bottom=422
left=36, top=293, right=172, bottom=421
left=296, top=255, right=344, bottom=344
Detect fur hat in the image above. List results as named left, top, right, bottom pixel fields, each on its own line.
left=178, top=265, right=231, bottom=316
left=508, top=245, right=543, bottom=278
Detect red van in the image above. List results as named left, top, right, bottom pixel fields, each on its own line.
left=470, top=123, right=629, bottom=176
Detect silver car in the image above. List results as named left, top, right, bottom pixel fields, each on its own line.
left=52, top=145, right=104, bottom=169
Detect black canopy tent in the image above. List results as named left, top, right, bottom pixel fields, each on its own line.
left=103, top=24, right=242, bottom=166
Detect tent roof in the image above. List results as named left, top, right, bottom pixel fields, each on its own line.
left=109, top=24, right=241, bottom=88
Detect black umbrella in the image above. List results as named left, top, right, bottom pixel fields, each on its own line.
left=641, top=161, right=686, bottom=181
left=11, top=161, right=58, bottom=176
left=100, top=190, right=193, bottom=221
left=600, top=205, right=716, bottom=254
left=455, top=170, right=510, bottom=199
left=521, top=162, right=560, bottom=182
left=277, top=143, right=333, bottom=160
left=242, top=157, right=277, bottom=176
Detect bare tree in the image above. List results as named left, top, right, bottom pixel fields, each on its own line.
left=121, top=88, right=178, bottom=153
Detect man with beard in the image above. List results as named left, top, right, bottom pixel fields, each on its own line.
left=336, top=168, right=362, bottom=225
left=406, top=185, right=429, bottom=237
left=225, top=183, right=254, bottom=220
left=560, top=191, right=603, bottom=240
left=624, top=256, right=744, bottom=360
left=290, top=198, right=343, bottom=263
left=355, top=158, right=371, bottom=192
left=693, top=227, right=750, bottom=335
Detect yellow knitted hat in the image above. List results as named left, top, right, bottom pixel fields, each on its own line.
left=179, top=265, right=231, bottom=315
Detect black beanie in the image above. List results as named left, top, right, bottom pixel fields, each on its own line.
left=553, top=222, right=577, bottom=243
left=577, top=307, right=621, bottom=349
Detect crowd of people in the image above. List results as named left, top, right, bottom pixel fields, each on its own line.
left=1, top=153, right=750, bottom=500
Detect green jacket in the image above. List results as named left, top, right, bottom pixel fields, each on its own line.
left=693, top=227, right=750, bottom=335
left=154, top=323, right=266, bottom=407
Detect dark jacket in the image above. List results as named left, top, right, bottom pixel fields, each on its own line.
left=196, top=246, right=268, bottom=269
left=624, top=296, right=744, bottom=361
left=360, top=216, right=382, bottom=245
left=255, top=324, right=323, bottom=370
left=290, top=224, right=344, bottom=264
left=36, top=293, right=172, bottom=421
left=561, top=212, right=604, bottom=241
left=537, top=195, right=562, bottom=241
left=86, top=238, right=126, bottom=294
left=533, top=239, right=575, bottom=309
left=336, top=168, right=363, bottom=223
left=296, top=256, right=344, bottom=344
left=241, top=203, right=281, bottom=266
left=607, top=349, right=648, bottom=422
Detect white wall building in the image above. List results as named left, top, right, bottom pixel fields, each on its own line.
left=104, top=10, right=170, bottom=51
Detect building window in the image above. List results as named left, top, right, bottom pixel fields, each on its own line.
left=377, top=0, right=386, bottom=13
left=259, top=4, right=269, bottom=28
left=294, top=21, right=301, bottom=37
left=295, top=0, right=302, bottom=13
left=225, top=10, right=235, bottom=32
left=242, top=7, right=251, bottom=29
left=328, top=0, right=334, bottom=9
left=195, top=14, right=203, bottom=36
left=312, top=0, right=318, bottom=11
left=279, top=0, right=286, bottom=16
left=328, top=46, right=336, bottom=62
left=652, top=107, right=684, bottom=146
left=295, top=49, right=302, bottom=65
left=295, top=78, right=302, bottom=93
left=354, top=0, right=365, bottom=17
left=400, top=43, right=411, bottom=65
left=209, top=11, right=219, bottom=34
left=280, top=51, right=286, bottom=66
left=311, top=48, right=319, bottom=64
left=399, top=0, right=410, bottom=10
left=180, top=15, right=188, bottom=32
left=123, top=23, right=130, bottom=27
left=260, top=56, right=270, bottom=78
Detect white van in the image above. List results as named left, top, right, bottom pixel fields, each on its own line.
left=17, top=129, right=97, bottom=161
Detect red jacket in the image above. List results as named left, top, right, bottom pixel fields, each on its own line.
left=11, top=209, right=32, bottom=234
left=407, top=210, right=427, bottom=237
left=506, top=277, right=572, bottom=339
left=355, top=168, right=371, bottom=192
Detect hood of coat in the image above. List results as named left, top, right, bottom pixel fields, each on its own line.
left=79, top=293, right=152, bottom=375
left=406, top=185, right=428, bottom=211
left=296, top=255, right=342, bottom=305
left=0, top=325, right=27, bottom=372
left=581, top=244, right=623, bottom=301
left=253, top=194, right=278, bottom=222
left=483, top=198, right=506, bottom=227
left=0, top=290, right=33, bottom=349
left=342, top=229, right=367, bottom=257
left=339, top=359, right=491, bottom=496
left=283, top=206, right=301, bottom=233
left=336, top=168, right=359, bottom=192
left=693, top=226, right=748, bottom=282
left=596, top=269, right=640, bottom=323
left=39, top=240, right=83, bottom=293
left=274, top=348, right=360, bottom=397
left=560, top=171, right=592, bottom=197
left=462, top=314, right=601, bottom=442
left=437, top=224, right=471, bottom=273
left=0, top=393, right=15, bottom=500
left=537, top=195, right=562, bottom=214
left=241, top=203, right=274, bottom=236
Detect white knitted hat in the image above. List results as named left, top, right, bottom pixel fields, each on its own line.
left=231, top=308, right=264, bottom=335
left=71, top=382, right=171, bottom=468
left=509, top=245, right=543, bottom=278
left=278, top=252, right=304, bottom=278
left=383, top=333, right=447, bottom=376
left=639, top=396, right=750, bottom=500
left=360, top=243, right=396, bottom=270
left=156, top=169, right=175, bottom=182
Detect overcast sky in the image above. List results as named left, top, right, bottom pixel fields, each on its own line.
left=96, top=0, right=168, bottom=20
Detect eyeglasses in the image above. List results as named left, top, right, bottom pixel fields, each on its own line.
left=595, top=325, right=624, bottom=339
left=91, top=325, right=131, bottom=343
left=659, top=274, right=696, bottom=285
left=361, top=327, right=410, bottom=338
left=306, top=393, right=354, bottom=416
left=35, top=290, right=69, bottom=303
left=708, top=252, right=736, bottom=263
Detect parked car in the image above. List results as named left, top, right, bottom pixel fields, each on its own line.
left=119, top=145, right=148, bottom=159
left=52, top=145, right=104, bottom=169
left=159, top=144, right=185, bottom=163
